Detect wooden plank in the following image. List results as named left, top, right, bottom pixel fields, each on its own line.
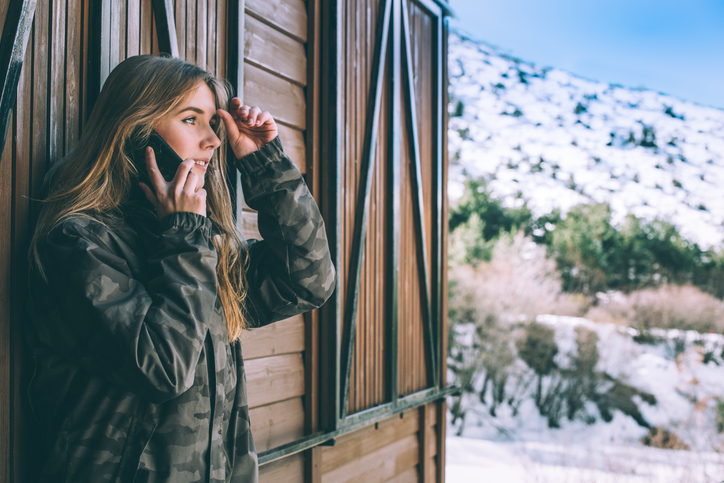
left=126, top=0, right=140, bottom=57
left=196, top=0, right=206, bottom=66
left=259, top=453, right=304, bottom=483
left=174, top=0, right=185, bottom=59
left=80, top=0, right=89, bottom=126
left=65, top=0, right=81, bottom=154
left=48, top=0, right=66, bottom=162
left=249, top=397, right=305, bottom=453
left=215, top=0, right=225, bottom=78
left=321, top=411, right=419, bottom=473
left=436, top=400, right=446, bottom=483
left=276, top=124, right=305, bottom=174
left=109, top=0, right=120, bottom=67
left=245, top=0, right=306, bottom=43
left=241, top=314, right=304, bottom=360
left=243, top=62, right=306, bottom=130
left=151, top=2, right=159, bottom=54
left=118, top=0, right=126, bottom=62
left=0, top=0, right=10, bottom=40
left=388, top=467, right=419, bottom=483
left=12, top=33, right=33, bottom=483
left=140, top=0, right=151, bottom=54
left=321, top=434, right=419, bottom=483
left=30, top=0, right=47, bottom=186
left=244, top=14, right=306, bottom=86
left=186, top=0, right=195, bottom=62
left=206, top=0, right=215, bottom=73
left=305, top=447, right=322, bottom=483
left=246, top=353, right=305, bottom=408
left=419, top=405, right=429, bottom=482
left=0, top=109, right=12, bottom=483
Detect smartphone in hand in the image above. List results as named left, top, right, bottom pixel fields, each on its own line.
left=132, top=131, right=184, bottom=192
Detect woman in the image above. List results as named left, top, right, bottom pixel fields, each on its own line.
left=26, top=55, right=335, bottom=482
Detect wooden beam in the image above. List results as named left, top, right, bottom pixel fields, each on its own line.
left=339, top=0, right=393, bottom=421
left=225, top=0, right=244, bottom=229
left=432, top=8, right=445, bottom=393
left=151, top=0, right=179, bottom=57
left=400, top=0, right=437, bottom=388
left=317, top=0, right=342, bottom=433
left=0, top=0, right=36, bottom=163
left=386, top=0, right=402, bottom=407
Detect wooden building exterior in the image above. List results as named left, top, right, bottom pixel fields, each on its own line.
left=0, top=0, right=454, bottom=481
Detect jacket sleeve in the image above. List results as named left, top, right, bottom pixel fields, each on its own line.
left=235, top=136, right=335, bottom=327
left=35, top=212, right=219, bottom=403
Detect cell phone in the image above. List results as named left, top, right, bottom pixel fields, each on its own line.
left=131, top=131, right=184, bottom=192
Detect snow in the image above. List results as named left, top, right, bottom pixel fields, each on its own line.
left=447, top=315, right=724, bottom=482
left=448, top=31, right=724, bottom=247
left=447, top=435, right=724, bottom=482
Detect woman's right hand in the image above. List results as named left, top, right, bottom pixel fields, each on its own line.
left=138, top=147, right=207, bottom=220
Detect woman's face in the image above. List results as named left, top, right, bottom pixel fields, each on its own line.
left=153, top=82, right=221, bottom=182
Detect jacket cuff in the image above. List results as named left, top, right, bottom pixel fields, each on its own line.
left=159, top=212, right=213, bottom=238
left=235, top=136, right=285, bottom=178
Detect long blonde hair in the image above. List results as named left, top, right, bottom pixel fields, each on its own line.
left=29, top=55, right=250, bottom=341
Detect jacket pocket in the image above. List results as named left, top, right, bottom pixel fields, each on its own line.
left=115, top=416, right=157, bottom=483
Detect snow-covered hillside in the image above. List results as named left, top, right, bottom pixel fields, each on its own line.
left=448, top=31, right=724, bottom=247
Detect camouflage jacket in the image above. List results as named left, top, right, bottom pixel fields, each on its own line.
left=27, top=137, right=335, bottom=483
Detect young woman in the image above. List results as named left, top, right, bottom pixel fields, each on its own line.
left=26, top=55, right=335, bottom=482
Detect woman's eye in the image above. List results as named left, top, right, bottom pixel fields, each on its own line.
left=183, top=117, right=196, bottom=125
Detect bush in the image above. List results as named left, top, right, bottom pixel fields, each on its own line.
left=448, top=234, right=586, bottom=431
left=586, top=285, right=724, bottom=334
left=642, top=427, right=690, bottom=450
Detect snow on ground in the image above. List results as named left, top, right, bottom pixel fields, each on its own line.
left=446, top=435, right=724, bottom=483
left=447, top=316, right=724, bottom=482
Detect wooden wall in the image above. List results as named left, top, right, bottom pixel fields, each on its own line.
left=239, top=1, right=313, bottom=479
left=340, top=0, right=444, bottom=413
left=319, top=402, right=442, bottom=483
left=0, top=0, right=449, bottom=481
left=0, top=0, right=313, bottom=481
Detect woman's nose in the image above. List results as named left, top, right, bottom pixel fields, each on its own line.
left=205, top=127, right=221, bottom=150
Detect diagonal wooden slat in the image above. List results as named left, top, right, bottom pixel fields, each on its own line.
left=385, top=0, right=402, bottom=408
left=0, top=0, right=37, bottom=163
left=339, top=0, right=394, bottom=421
left=400, top=0, right=438, bottom=388
left=151, top=0, right=179, bottom=57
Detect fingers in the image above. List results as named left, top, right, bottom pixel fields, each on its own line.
left=172, top=158, right=196, bottom=193
left=225, top=99, right=274, bottom=128
left=217, top=109, right=238, bottom=136
left=144, top=147, right=166, bottom=190
left=257, top=111, right=273, bottom=126
left=184, top=170, right=201, bottom=194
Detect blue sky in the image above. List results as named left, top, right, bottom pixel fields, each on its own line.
left=448, top=0, right=724, bottom=109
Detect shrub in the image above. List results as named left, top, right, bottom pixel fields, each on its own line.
left=516, top=321, right=558, bottom=409
left=642, top=427, right=690, bottom=450
left=586, top=285, right=724, bottom=334
left=448, top=234, right=586, bottom=431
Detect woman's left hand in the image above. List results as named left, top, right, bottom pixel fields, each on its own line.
left=217, top=98, right=278, bottom=160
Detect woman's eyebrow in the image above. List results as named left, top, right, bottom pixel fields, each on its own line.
left=177, top=106, right=206, bottom=115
